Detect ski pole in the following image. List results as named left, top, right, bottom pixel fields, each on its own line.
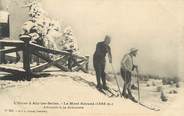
left=110, top=64, right=122, bottom=96
left=136, top=69, right=140, bottom=103
left=135, top=69, right=160, bottom=111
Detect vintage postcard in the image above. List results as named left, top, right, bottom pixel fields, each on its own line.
left=0, top=0, right=184, bottom=116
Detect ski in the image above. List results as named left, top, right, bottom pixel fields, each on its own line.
left=106, top=88, right=119, bottom=97
left=135, top=70, right=160, bottom=111
left=138, top=102, right=160, bottom=111
left=97, top=88, right=114, bottom=97
left=110, top=88, right=119, bottom=94
left=103, top=89, right=115, bottom=97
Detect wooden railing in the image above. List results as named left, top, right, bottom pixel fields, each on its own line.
left=0, top=35, right=89, bottom=81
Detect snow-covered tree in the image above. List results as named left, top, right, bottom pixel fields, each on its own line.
left=19, top=0, right=79, bottom=53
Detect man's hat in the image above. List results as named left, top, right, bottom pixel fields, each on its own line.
left=130, top=48, right=138, bottom=53
left=105, top=35, right=111, bottom=39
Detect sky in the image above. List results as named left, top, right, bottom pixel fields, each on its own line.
left=1, top=0, right=184, bottom=78
left=41, top=0, right=184, bottom=77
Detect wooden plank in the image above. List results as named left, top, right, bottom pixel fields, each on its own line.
left=68, top=57, right=88, bottom=73
left=30, top=43, right=69, bottom=55
left=0, top=40, right=24, bottom=47
left=31, top=56, right=66, bottom=72
left=31, top=62, right=52, bottom=72
left=0, top=65, right=25, bottom=74
left=5, top=55, right=17, bottom=63
left=0, top=47, right=21, bottom=54
left=30, top=42, right=89, bottom=73
left=76, top=59, right=85, bottom=64
left=32, top=51, right=69, bottom=72
left=0, top=40, right=24, bottom=43
left=73, top=66, right=81, bottom=72
left=67, top=58, right=80, bottom=70
left=74, top=60, right=88, bottom=73
left=30, top=42, right=88, bottom=60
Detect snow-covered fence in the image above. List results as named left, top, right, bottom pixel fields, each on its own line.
left=0, top=35, right=89, bottom=81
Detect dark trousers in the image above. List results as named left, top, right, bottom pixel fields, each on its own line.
left=93, top=57, right=106, bottom=88
left=120, top=68, right=133, bottom=96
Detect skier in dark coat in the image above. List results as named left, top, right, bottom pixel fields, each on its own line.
left=93, top=35, right=112, bottom=90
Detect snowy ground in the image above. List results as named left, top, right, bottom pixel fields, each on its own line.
left=0, top=67, right=184, bottom=116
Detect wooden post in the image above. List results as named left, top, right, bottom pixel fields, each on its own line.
left=68, top=50, right=73, bottom=71
left=0, top=10, right=10, bottom=64
left=0, top=43, right=5, bottom=64
left=85, top=56, right=89, bottom=73
left=20, top=35, right=31, bottom=81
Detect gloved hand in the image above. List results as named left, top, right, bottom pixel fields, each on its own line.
left=133, top=65, right=138, bottom=72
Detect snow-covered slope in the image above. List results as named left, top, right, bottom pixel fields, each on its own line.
left=0, top=71, right=183, bottom=116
